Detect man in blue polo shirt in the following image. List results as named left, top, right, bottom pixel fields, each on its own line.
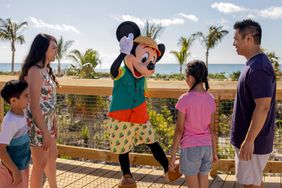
left=231, top=19, right=276, bottom=187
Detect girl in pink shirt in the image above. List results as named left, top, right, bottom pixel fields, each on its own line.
left=169, top=60, right=218, bottom=188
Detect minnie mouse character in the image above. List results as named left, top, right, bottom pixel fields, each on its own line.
left=108, top=21, right=181, bottom=188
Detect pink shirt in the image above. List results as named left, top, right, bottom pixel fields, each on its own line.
left=175, top=91, right=216, bottom=149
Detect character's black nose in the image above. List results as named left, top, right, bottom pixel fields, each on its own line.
left=147, top=62, right=155, bottom=70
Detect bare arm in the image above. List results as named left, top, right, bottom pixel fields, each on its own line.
left=26, top=67, right=51, bottom=149
left=169, top=110, right=185, bottom=171
left=0, top=144, right=22, bottom=184
left=209, top=112, right=218, bottom=162
left=239, top=97, right=271, bottom=160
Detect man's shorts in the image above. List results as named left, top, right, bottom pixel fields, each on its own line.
left=107, top=119, right=156, bottom=154
left=180, top=146, right=212, bottom=176
left=234, top=147, right=270, bottom=186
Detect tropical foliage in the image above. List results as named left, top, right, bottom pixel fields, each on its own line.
left=266, top=51, right=280, bottom=79
left=229, top=71, right=241, bottom=81
left=170, top=36, right=195, bottom=74
left=67, top=49, right=101, bottom=78
left=192, top=25, right=229, bottom=68
left=56, top=36, right=74, bottom=76
left=208, top=72, right=227, bottom=80
left=0, top=18, right=28, bottom=73
left=142, top=20, right=164, bottom=40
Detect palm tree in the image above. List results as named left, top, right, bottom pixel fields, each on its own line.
left=0, top=18, right=28, bottom=73
left=192, top=25, right=228, bottom=69
left=68, top=49, right=101, bottom=78
left=56, top=36, right=74, bottom=76
left=142, top=20, right=164, bottom=40
left=266, top=51, right=280, bottom=79
left=170, top=36, right=195, bottom=74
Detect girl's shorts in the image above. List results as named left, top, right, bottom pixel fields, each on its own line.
left=180, top=146, right=212, bottom=176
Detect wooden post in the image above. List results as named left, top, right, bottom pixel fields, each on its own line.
left=210, top=97, right=220, bottom=178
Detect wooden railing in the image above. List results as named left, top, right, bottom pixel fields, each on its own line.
left=1, top=78, right=282, bottom=177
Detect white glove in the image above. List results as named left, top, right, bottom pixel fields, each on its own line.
left=119, top=33, right=134, bottom=55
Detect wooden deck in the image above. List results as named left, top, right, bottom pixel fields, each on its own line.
left=40, top=158, right=282, bottom=188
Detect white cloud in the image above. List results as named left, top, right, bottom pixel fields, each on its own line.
left=113, top=15, right=184, bottom=27
left=212, top=2, right=282, bottom=20
left=211, top=2, right=247, bottom=14
left=114, top=15, right=145, bottom=26
left=6, top=4, right=11, bottom=8
left=178, top=13, right=199, bottom=22
left=258, top=7, right=282, bottom=19
left=149, top=18, right=184, bottom=27
left=29, top=17, right=80, bottom=33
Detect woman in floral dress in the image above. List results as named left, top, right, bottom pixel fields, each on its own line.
left=19, top=33, right=58, bottom=188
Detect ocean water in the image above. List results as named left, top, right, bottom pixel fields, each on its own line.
left=0, top=63, right=71, bottom=73
left=0, top=63, right=279, bottom=75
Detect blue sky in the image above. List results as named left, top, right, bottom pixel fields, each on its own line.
left=0, top=0, right=281, bottom=68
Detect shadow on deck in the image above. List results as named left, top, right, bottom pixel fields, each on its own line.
left=40, top=158, right=282, bottom=188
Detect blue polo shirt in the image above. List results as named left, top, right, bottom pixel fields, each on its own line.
left=231, top=53, right=276, bottom=154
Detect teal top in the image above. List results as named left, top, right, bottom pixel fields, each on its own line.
left=110, top=66, right=145, bottom=112
left=6, top=133, right=30, bottom=170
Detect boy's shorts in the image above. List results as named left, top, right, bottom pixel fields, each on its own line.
left=234, top=147, right=270, bottom=186
left=0, top=163, right=29, bottom=188
left=180, top=146, right=212, bottom=176
left=107, top=119, right=156, bottom=154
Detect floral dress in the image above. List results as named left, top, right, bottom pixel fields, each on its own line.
left=27, top=69, right=57, bottom=146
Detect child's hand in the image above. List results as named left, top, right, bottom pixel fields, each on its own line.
left=169, top=156, right=176, bottom=172
left=213, top=154, right=219, bottom=163
left=12, top=169, right=22, bottom=185
left=42, top=131, right=51, bottom=151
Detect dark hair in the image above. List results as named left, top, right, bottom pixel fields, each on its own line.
left=233, top=19, right=262, bottom=45
left=186, top=60, right=209, bottom=92
left=19, top=33, right=58, bottom=86
left=1, top=80, right=28, bottom=104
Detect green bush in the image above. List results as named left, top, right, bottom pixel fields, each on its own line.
left=0, top=71, right=20, bottom=75
left=149, top=106, right=175, bottom=153
left=150, top=73, right=185, bottom=80
left=208, top=72, right=227, bottom=80
left=218, top=144, right=235, bottom=159
left=220, top=100, right=234, bottom=115
left=229, top=71, right=241, bottom=81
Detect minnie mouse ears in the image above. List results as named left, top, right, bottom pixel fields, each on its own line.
left=116, top=21, right=141, bottom=41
